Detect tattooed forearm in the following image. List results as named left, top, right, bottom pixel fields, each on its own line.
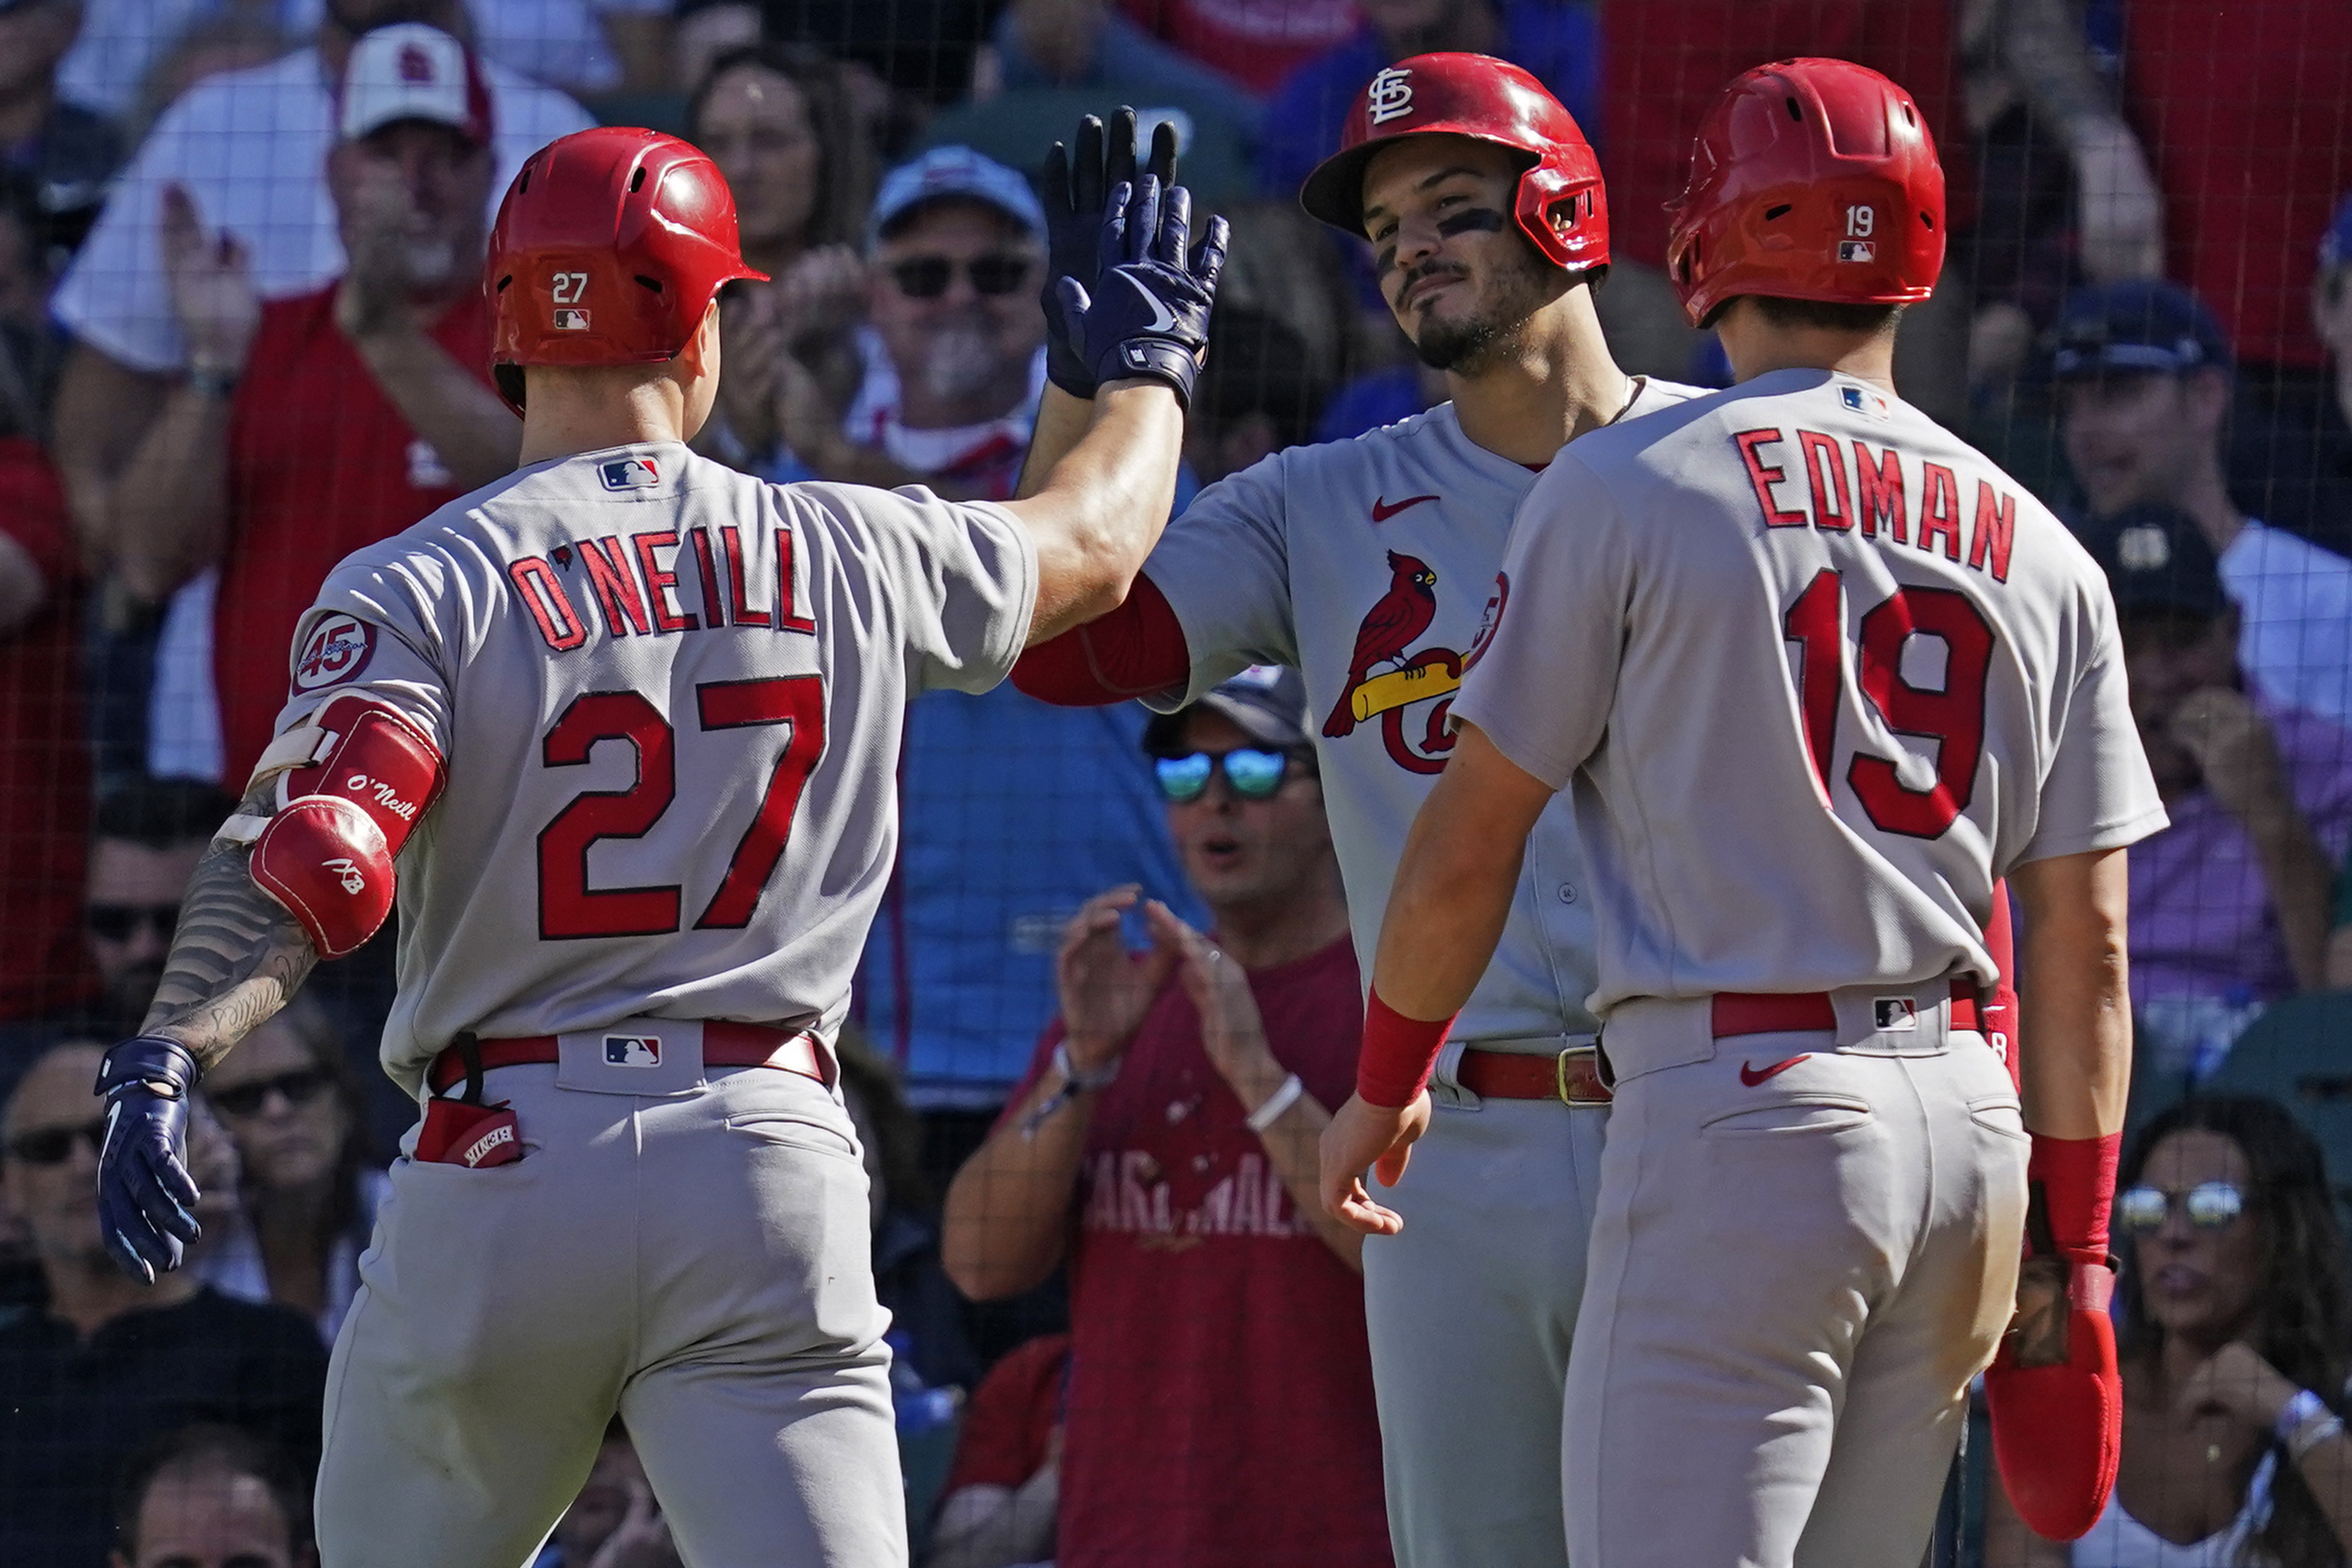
left=136, top=786, right=319, bottom=1073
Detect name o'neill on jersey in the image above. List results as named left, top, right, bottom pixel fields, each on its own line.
left=1733, top=425, right=2019, bottom=583
left=292, top=614, right=377, bottom=693
left=504, top=522, right=820, bottom=652
left=1325, top=550, right=1466, bottom=773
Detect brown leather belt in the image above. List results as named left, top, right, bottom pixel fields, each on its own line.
left=426, top=1021, right=829, bottom=1096
left=1457, top=1045, right=1612, bottom=1105
left=1710, top=981, right=1980, bottom=1040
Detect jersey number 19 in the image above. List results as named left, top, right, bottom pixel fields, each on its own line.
left=1783, top=568, right=1994, bottom=840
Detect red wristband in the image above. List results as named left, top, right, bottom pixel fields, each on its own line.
left=1357, top=986, right=1454, bottom=1108
left=2028, top=1131, right=2122, bottom=1265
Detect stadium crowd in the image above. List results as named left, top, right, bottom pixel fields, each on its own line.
left=0, top=0, right=2348, bottom=1563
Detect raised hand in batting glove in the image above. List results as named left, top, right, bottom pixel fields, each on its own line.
left=1051, top=176, right=1229, bottom=409
left=93, top=1036, right=203, bottom=1283
left=1039, top=108, right=1179, bottom=399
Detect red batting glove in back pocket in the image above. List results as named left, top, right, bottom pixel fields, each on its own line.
left=414, top=1098, right=523, bottom=1167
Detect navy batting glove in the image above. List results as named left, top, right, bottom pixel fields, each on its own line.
left=1051, top=176, right=1230, bottom=409
left=1039, top=109, right=1180, bottom=400
left=93, top=1036, right=202, bottom=1283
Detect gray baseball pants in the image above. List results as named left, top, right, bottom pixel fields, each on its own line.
left=1363, top=1040, right=1607, bottom=1568
left=314, top=1054, right=905, bottom=1568
left=1563, top=994, right=2027, bottom=1568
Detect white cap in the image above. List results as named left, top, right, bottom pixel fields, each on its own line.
left=338, top=24, right=492, bottom=147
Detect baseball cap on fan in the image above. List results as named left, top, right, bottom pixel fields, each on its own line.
left=2049, top=278, right=2233, bottom=381
left=1143, top=666, right=1312, bottom=755
left=338, top=24, right=493, bottom=147
left=2082, top=503, right=2228, bottom=620
left=866, top=146, right=1047, bottom=251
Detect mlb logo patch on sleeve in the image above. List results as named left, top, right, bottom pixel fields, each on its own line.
left=604, top=1035, right=662, bottom=1067
left=599, top=456, right=661, bottom=491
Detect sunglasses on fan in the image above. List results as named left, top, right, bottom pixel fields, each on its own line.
left=207, top=1066, right=336, bottom=1119
left=886, top=252, right=1033, bottom=299
left=1154, top=748, right=1310, bottom=804
left=86, top=902, right=180, bottom=942
left=2115, top=1181, right=2247, bottom=1232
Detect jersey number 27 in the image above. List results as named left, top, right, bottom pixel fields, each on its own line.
left=536, top=677, right=825, bottom=938
left=1783, top=569, right=1994, bottom=839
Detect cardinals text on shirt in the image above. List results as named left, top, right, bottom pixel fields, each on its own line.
left=1732, top=422, right=2020, bottom=584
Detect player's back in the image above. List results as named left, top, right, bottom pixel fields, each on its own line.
left=1461, top=368, right=2158, bottom=1012
left=279, top=441, right=1033, bottom=1093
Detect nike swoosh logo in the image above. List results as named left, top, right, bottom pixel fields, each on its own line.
left=1122, top=274, right=1180, bottom=334
left=1371, top=494, right=1440, bottom=522
left=1739, top=1054, right=1811, bottom=1087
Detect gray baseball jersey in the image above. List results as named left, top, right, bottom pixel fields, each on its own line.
left=270, top=440, right=1036, bottom=1098
left=1136, top=380, right=1697, bottom=1568
left=1457, top=368, right=2167, bottom=1014
left=1142, top=381, right=1700, bottom=1042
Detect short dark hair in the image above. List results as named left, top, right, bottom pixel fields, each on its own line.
left=92, top=778, right=238, bottom=851
left=1744, top=296, right=1905, bottom=335
left=114, top=1424, right=309, bottom=1555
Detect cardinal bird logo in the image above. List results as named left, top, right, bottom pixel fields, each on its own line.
left=1325, top=552, right=1439, bottom=738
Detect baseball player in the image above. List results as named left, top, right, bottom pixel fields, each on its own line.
left=89, top=125, right=1228, bottom=1568
left=1323, top=58, right=2163, bottom=1566
left=1014, top=56, right=1702, bottom=1566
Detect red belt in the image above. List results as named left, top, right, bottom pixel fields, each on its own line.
left=1710, top=982, right=1980, bottom=1040
left=1457, top=1045, right=1613, bottom=1105
left=426, top=1021, right=829, bottom=1097
left=1453, top=982, right=1983, bottom=1105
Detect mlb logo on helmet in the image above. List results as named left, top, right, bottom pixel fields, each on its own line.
left=553, top=308, right=590, bottom=331
left=605, top=1035, right=663, bottom=1067
left=1838, top=241, right=1876, bottom=263
left=599, top=456, right=660, bottom=491
left=1366, top=66, right=1414, bottom=125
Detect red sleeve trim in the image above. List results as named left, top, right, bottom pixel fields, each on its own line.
left=1356, top=985, right=1454, bottom=1108
left=1011, top=573, right=1190, bottom=706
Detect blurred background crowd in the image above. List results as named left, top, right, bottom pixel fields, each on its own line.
left=0, top=0, right=2348, bottom=1564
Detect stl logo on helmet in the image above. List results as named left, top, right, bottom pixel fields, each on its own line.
left=1366, top=67, right=1415, bottom=125
left=292, top=614, right=376, bottom=694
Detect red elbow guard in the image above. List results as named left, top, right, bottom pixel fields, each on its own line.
left=266, top=693, right=445, bottom=855
left=241, top=695, right=446, bottom=958
left=252, top=796, right=395, bottom=957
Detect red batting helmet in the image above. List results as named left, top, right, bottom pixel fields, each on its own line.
left=1664, top=57, right=1945, bottom=327
left=486, top=127, right=767, bottom=412
left=1298, top=53, right=1607, bottom=271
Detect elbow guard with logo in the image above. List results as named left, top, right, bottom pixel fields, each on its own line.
left=221, top=694, right=446, bottom=958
